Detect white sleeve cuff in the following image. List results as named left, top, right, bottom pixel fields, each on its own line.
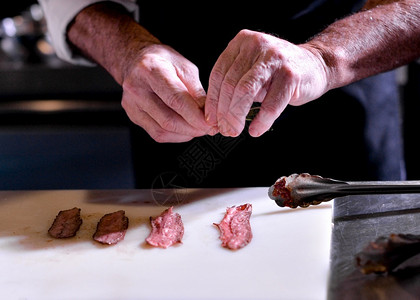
left=38, top=0, right=139, bottom=66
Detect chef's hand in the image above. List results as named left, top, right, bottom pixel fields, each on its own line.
left=122, top=44, right=217, bottom=142
left=67, top=3, right=216, bottom=143
left=205, top=29, right=329, bottom=137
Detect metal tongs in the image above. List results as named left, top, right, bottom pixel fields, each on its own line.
left=268, top=173, right=420, bottom=208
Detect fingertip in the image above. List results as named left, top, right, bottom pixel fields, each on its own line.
left=248, top=121, right=266, bottom=138
left=205, top=87, right=221, bottom=127
left=249, top=128, right=261, bottom=138
left=217, top=121, right=241, bottom=137
left=205, top=113, right=217, bottom=127
left=207, top=126, right=219, bottom=136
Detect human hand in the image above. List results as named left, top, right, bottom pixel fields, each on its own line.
left=205, top=29, right=330, bottom=137
left=121, top=44, right=217, bottom=142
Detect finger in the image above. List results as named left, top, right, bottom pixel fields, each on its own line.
left=130, top=109, right=194, bottom=143
left=248, top=73, right=292, bottom=137
left=122, top=99, right=195, bottom=143
left=177, top=66, right=218, bottom=135
left=122, top=88, right=204, bottom=140
left=178, top=66, right=207, bottom=108
left=151, top=64, right=212, bottom=134
left=205, top=46, right=239, bottom=127
left=216, top=53, right=256, bottom=136
left=223, top=58, right=275, bottom=136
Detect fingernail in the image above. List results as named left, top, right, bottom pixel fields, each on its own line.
left=205, top=114, right=217, bottom=126
left=207, top=126, right=219, bottom=136
left=218, top=120, right=228, bottom=135
left=249, top=127, right=260, bottom=137
left=219, top=120, right=237, bottom=137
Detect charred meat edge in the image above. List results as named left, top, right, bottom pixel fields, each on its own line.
left=356, top=233, right=420, bottom=274
left=93, top=210, right=129, bottom=245
left=48, top=207, right=83, bottom=238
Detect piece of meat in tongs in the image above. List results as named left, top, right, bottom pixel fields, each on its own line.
left=355, top=233, right=420, bottom=274
left=268, top=173, right=420, bottom=208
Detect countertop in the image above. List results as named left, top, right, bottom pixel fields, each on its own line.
left=0, top=188, right=332, bottom=300
left=2, top=188, right=419, bottom=299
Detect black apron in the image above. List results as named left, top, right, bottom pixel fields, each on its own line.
left=129, top=0, right=405, bottom=188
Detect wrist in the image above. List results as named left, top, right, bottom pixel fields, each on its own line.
left=300, top=41, right=351, bottom=92
left=67, top=2, right=160, bottom=84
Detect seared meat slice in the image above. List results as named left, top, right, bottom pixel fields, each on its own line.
left=146, top=206, right=184, bottom=248
left=93, top=210, right=129, bottom=245
left=356, top=233, right=420, bottom=274
left=214, top=204, right=253, bottom=250
left=48, top=207, right=83, bottom=238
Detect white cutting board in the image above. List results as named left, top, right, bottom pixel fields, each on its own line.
left=0, top=188, right=332, bottom=300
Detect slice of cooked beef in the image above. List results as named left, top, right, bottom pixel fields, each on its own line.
left=214, top=203, right=253, bottom=250
left=146, top=206, right=184, bottom=248
left=93, top=210, right=129, bottom=245
left=356, top=233, right=420, bottom=274
left=48, top=207, right=83, bottom=238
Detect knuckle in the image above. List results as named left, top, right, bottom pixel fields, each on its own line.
left=178, top=61, right=200, bottom=80
left=237, top=77, right=258, bottom=96
left=160, top=116, right=178, bottom=132
left=137, top=52, right=168, bottom=75
left=137, top=53, right=156, bottom=72
left=262, top=102, right=281, bottom=117
left=237, top=29, right=253, bottom=39
left=121, top=97, right=129, bottom=111
left=279, top=62, right=300, bottom=83
left=236, top=29, right=268, bottom=47
left=151, top=128, right=171, bottom=143
left=209, top=68, right=225, bottom=86
left=283, top=65, right=295, bottom=79
left=166, top=92, right=185, bottom=111
left=206, top=93, right=218, bottom=108
left=232, top=101, right=250, bottom=118
left=185, top=62, right=200, bottom=75
left=221, top=77, right=237, bottom=98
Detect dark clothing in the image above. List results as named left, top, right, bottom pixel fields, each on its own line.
left=130, top=0, right=405, bottom=189
left=138, top=1, right=366, bottom=80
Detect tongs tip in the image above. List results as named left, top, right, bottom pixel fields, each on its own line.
left=268, top=184, right=287, bottom=207
left=268, top=173, right=340, bottom=209
left=268, top=172, right=420, bottom=209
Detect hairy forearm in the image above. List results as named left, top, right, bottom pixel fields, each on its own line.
left=67, top=1, right=420, bottom=93
left=67, top=2, right=160, bottom=84
left=304, top=0, right=420, bottom=90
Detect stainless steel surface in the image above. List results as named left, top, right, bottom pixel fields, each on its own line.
left=269, top=173, right=420, bottom=208
left=267, top=174, right=420, bottom=298
left=328, top=194, right=420, bottom=300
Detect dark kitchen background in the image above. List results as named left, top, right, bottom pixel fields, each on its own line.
left=0, top=2, right=134, bottom=189
left=1, top=2, right=419, bottom=190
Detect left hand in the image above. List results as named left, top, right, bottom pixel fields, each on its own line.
left=205, top=29, right=330, bottom=137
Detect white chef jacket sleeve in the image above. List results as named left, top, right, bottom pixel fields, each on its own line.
left=38, top=0, right=139, bottom=66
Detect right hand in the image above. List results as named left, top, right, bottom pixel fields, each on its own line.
left=121, top=44, right=217, bottom=142
left=205, top=30, right=330, bottom=138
